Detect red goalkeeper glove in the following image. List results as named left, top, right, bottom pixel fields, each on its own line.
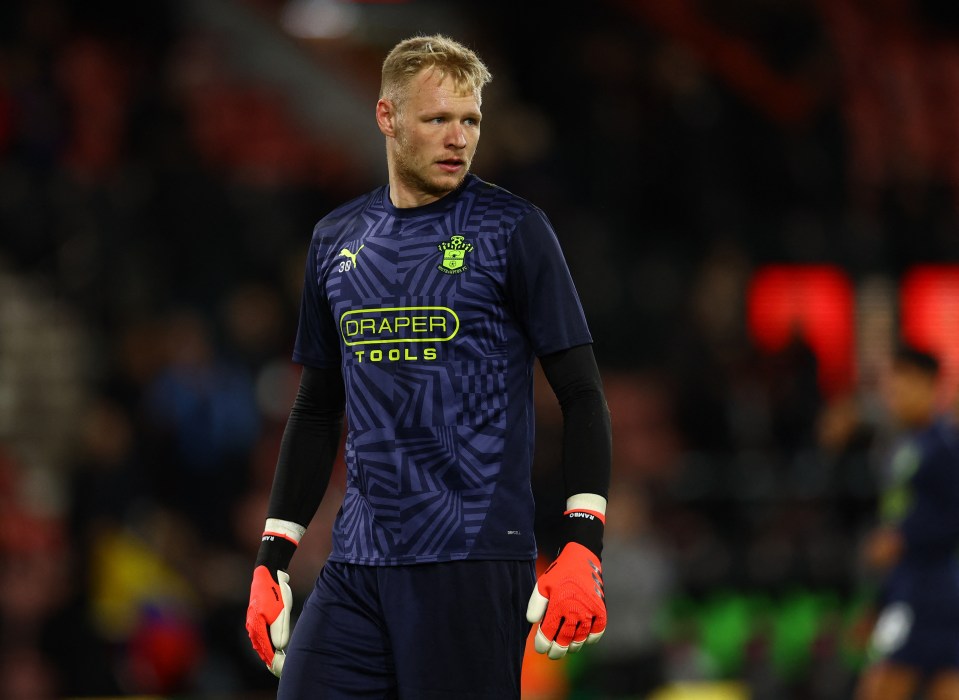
left=245, top=523, right=300, bottom=677
left=526, top=509, right=606, bottom=660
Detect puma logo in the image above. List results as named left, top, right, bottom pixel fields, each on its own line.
left=338, top=245, right=364, bottom=269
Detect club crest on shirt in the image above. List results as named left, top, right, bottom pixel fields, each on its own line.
left=437, top=235, right=473, bottom=274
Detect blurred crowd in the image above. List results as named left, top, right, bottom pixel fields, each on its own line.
left=1, top=0, right=959, bottom=698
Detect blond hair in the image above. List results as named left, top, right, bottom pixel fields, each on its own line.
left=380, top=35, right=492, bottom=108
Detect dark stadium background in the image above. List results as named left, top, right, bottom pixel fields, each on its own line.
left=1, top=0, right=958, bottom=698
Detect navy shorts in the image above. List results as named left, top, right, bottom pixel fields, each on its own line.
left=872, top=601, right=959, bottom=675
left=278, top=559, right=536, bottom=699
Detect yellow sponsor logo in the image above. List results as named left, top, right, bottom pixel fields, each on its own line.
left=355, top=347, right=438, bottom=363
left=339, top=306, right=459, bottom=346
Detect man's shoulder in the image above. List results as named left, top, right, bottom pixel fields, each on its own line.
left=464, top=175, right=539, bottom=227
left=466, top=175, right=532, bottom=208
left=312, top=187, right=384, bottom=237
left=925, top=417, right=959, bottom=458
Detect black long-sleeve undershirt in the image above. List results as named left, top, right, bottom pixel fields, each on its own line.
left=265, top=365, right=345, bottom=528
left=539, top=344, right=611, bottom=501
left=540, top=343, right=611, bottom=557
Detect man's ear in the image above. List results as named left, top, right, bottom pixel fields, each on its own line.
left=376, top=98, right=397, bottom=137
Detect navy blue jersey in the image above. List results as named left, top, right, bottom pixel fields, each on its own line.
left=880, top=417, right=959, bottom=614
left=293, top=174, right=592, bottom=565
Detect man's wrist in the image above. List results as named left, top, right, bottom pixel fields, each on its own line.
left=264, top=517, right=306, bottom=544
left=562, top=509, right=604, bottom=559
left=255, top=519, right=304, bottom=573
left=565, top=493, right=607, bottom=515
left=562, top=492, right=606, bottom=558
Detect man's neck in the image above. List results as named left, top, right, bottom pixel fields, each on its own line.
left=386, top=161, right=462, bottom=209
left=907, top=411, right=937, bottom=432
left=389, top=183, right=443, bottom=209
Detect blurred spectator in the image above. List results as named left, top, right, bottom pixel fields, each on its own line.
left=142, top=309, right=260, bottom=542
left=816, top=393, right=878, bottom=539
left=68, top=394, right=144, bottom=538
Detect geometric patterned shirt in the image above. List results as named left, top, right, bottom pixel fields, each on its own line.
left=293, top=174, right=592, bottom=564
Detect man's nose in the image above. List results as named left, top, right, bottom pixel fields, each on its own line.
left=446, top=123, right=467, bottom=149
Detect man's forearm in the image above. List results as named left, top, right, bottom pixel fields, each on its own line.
left=540, top=344, right=612, bottom=501
left=264, top=365, right=345, bottom=537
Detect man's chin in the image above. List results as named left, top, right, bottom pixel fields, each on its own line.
left=421, top=171, right=468, bottom=197
left=396, top=164, right=469, bottom=201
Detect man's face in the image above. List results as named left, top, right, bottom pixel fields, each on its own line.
left=886, top=364, right=937, bottom=428
left=387, top=68, right=482, bottom=203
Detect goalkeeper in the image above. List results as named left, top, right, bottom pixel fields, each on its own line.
left=244, top=34, right=611, bottom=699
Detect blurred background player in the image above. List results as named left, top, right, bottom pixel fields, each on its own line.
left=244, top=34, right=611, bottom=699
left=857, top=347, right=959, bottom=700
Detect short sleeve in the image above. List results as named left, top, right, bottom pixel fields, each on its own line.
left=292, top=236, right=341, bottom=368
left=506, top=207, right=592, bottom=356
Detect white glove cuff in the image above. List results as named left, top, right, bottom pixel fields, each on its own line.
left=264, top=518, right=307, bottom=545
left=566, top=493, right=607, bottom=516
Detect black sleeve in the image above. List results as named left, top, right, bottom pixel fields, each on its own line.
left=539, top=343, right=611, bottom=558
left=256, top=364, right=345, bottom=571
left=539, top=343, right=612, bottom=500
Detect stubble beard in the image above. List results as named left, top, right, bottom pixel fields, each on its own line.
left=393, top=132, right=469, bottom=200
